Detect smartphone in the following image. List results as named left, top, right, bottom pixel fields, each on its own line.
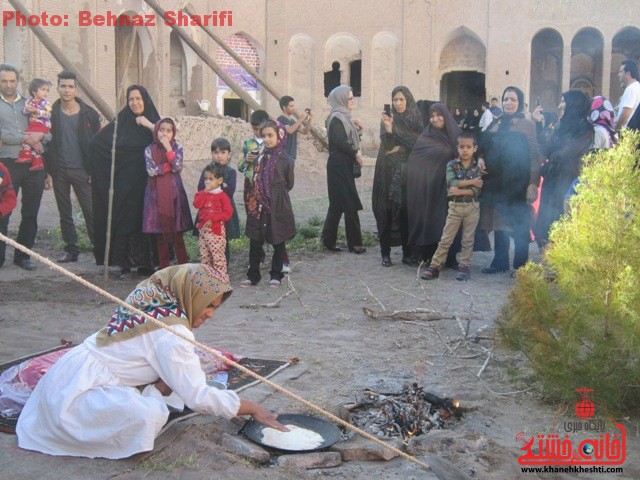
left=536, top=97, right=541, bottom=108
left=384, top=104, right=391, bottom=116
left=305, top=108, right=311, bottom=115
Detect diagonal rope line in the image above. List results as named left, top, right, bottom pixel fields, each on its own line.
left=0, top=233, right=431, bottom=471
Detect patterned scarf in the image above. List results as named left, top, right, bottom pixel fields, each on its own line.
left=247, top=120, right=288, bottom=219
left=590, top=96, right=617, bottom=147
left=96, top=264, right=232, bottom=346
left=149, top=118, right=179, bottom=233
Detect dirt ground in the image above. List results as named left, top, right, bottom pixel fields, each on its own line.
left=0, top=146, right=637, bottom=480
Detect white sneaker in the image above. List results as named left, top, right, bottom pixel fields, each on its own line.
left=281, top=263, right=291, bottom=274
left=269, top=279, right=281, bottom=287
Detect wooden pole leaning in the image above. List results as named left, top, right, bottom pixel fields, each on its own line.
left=181, top=3, right=328, bottom=149
left=7, top=0, right=115, bottom=121
left=142, top=0, right=261, bottom=112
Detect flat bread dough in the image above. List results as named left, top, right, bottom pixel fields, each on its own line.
left=261, top=424, right=324, bottom=450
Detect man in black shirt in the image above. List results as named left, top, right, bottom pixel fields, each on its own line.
left=44, top=71, right=101, bottom=263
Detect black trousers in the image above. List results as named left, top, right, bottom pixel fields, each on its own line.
left=247, top=239, right=285, bottom=284
left=491, top=230, right=530, bottom=271
left=52, top=167, right=94, bottom=255
left=378, top=207, right=410, bottom=257
left=0, top=159, right=46, bottom=265
left=321, top=209, right=363, bottom=248
left=490, top=204, right=531, bottom=270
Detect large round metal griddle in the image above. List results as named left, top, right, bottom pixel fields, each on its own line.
left=244, top=414, right=342, bottom=452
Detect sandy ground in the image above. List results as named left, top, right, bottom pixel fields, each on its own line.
left=0, top=149, right=637, bottom=480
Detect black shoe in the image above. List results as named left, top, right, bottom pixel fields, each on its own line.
left=323, top=243, right=343, bottom=252
left=14, top=258, right=35, bottom=271
left=348, top=246, right=367, bottom=254
left=481, top=267, right=508, bottom=274
left=57, top=252, right=78, bottom=263
left=402, top=256, right=418, bottom=266
left=381, top=255, right=392, bottom=267
left=136, top=266, right=156, bottom=276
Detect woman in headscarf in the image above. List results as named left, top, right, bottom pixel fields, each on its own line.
left=90, top=85, right=161, bottom=276
left=463, top=107, right=481, bottom=132
left=240, top=120, right=295, bottom=288
left=406, top=103, right=462, bottom=263
left=453, top=107, right=465, bottom=127
left=321, top=85, right=366, bottom=254
left=16, top=264, right=286, bottom=459
left=534, top=90, right=594, bottom=247
left=478, top=86, right=541, bottom=274
left=372, top=86, right=423, bottom=266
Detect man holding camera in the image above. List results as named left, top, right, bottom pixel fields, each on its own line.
left=277, top=95, right=313, bottom=164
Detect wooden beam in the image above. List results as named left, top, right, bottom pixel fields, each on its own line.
left=142, top=0, right=261, bottom=111
left=7, top=0, right=115, bottom=120
left=182, top=5, right=327, bottom=148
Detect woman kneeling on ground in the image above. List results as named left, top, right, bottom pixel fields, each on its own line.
left=16, top=264, right=286, bottom=459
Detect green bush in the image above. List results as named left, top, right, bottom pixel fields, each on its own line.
left=307, top=215, right=323, bottom=227
left=47, top=222, right=93, bottom=252
left=498, top=132, right=640, bottom=414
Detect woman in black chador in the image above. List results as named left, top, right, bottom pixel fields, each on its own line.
left=478, top=86, right=541, bottom=274
left=90, top=85, right=161, bottom=276
left=372, top=86, right=423, bottom=266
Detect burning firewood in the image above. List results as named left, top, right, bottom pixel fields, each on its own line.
left=347, top=384, right=462, bottom=441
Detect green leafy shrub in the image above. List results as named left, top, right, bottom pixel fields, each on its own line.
left=47, top=222, right=93, bottom=252
left=498, top=132, right=640, bottom=413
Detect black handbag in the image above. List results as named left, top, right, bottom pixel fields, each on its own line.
left=353, top=161, right=362, bottom=178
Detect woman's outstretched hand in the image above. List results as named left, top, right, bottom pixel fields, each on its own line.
left=238, top=399, right=289, bottom=432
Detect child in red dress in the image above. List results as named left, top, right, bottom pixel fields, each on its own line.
left=193, top=163, right=233, bottom=281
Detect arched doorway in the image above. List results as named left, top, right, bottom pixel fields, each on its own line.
left=609, top=27, right=640, bottom=102
left=440, top=72, right=486, bottom=112
left=530, top=29, right=563, bottom=112
left=115, top=20, right=142, bottom=108
left=570, top=28, right=604, bottom=98
left=439, top=31, right=487, bottom=112
left=169, top=30, right=187, bottom=116
left=324, top=33, right=362, bottom=97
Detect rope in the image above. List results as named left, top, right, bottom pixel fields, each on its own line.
left=0, top=233, right=431, bottom=471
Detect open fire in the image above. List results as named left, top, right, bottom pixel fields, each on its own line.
left=347, top=383, right=462, bottom=441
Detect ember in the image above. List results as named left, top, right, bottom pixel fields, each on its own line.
left=347, top=383, right=461, bottom=441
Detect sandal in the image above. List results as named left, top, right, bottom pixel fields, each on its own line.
left=269, top=279, right=281, bottom=287
left=239, top=279, right=256, bottom=287
left=420, top=265, right=441, bottom=280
